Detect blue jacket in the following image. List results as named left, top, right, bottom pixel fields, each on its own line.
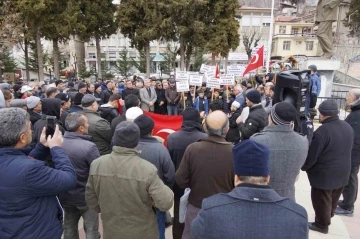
left=192, top=184, right=308, bottom=239
left=194, top=97, right=209, bottom=115
left=0, top=144, right=77, bottom=239
left=310, top=72, right=321, bottom=96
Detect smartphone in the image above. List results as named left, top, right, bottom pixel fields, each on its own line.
left=46, top=116, right=57, bottom=138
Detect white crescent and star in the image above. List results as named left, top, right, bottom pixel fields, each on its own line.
left=251, top=54, right=259, bottom=65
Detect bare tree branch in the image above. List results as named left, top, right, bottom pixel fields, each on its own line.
left=242, top=27, right=263, bottom=61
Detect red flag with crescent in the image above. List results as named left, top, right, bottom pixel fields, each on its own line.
left=215, top=63, right=220, bottom=79
left=143, top=111, right=183, bottom=146
left=243, top=45, right=264, bottom=76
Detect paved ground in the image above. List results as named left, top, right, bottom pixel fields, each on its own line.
left=76, top=171, right=360, bottom=239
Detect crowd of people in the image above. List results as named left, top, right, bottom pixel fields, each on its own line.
left=0, top=64, right=359, bottom=239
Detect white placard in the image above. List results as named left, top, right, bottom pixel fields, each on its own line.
left=200, top=64, right=210, bottom=73
left=189, top=76, right=203, bottom=86
left=187, top=71, right=199, bottom=76
left=176, top=71, right=188, bottom=81
left=206, top=78, right=221, bottom=89
left=176, top=81, right=189, bottom=92
left=219, top=75, right=235, bottom=85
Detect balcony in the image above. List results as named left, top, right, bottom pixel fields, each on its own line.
left=273, top=33, right=317, bottom=39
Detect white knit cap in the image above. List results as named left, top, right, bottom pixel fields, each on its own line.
left=126, top=107, right=143, bottom=121
left=232, top=101, right=241, bottom=109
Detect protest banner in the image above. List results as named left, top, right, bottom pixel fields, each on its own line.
left=189, top=75, right=203, bottom=86
left=206, top=78, right=221, bottom=89
left=176, top=81, right=189, bottom=92
left=219, top=75, right=235, bottom=85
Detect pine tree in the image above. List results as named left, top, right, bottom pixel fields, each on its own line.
left=117, top=0, right=166, bottom=77
left=116, top=50, right=133, bottom=76
left=204, top=0, right=240, bottom=65
left=76, top=0, right=118, bottom=79
left=0, top=46, right=18, bottom=72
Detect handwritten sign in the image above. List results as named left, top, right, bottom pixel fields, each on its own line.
left=206, top=78, right=221, bottom=89
left=219, top=75, right=235, bottom=85
left=176, top=71, right=189, bottom=81
left=189, top=76, right=203, bottom=86
left=200, top=64, right=210, bottom=73
left=176, top=81, right=189, bottom=92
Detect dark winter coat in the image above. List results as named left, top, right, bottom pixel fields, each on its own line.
left=165, top=86, right=181, bottom=104
left=225, top=110, right=241, bottom=143
left=99, top=104, right=119, bottom=123
left=176, top=136, right=234, bottom=208
left=0, top=144, right=77, bottom=239
left=28, top=109, right=42, bottom=127
left=346, top=100, right=360, bottom=166
left=100, top=89, right=113, bottom=105
left=167, top=121, right=207, bottom=198
left=136, top=136, right=175, bottom=187
left=59, top=132, right=100, bottom=206
left=155, top=88, right=167, bottom=114
left=191, top=184, right=308, bottom=239
left=69, top=105, right=83, bottom=113
left=178, top=99, right=193, bottom=114
left=121, top=88, right=140, bottom=100
left=237, top=104, right=268, bottom=140
left=111, top=115, right=126, bottom=133
left=59, top=110, right=69, bottom=130
left=302, top=116, right=354, bottom=190
left=33, top=98, right=66, bottom=143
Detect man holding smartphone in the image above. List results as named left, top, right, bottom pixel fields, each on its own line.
left=0, top=108, right=77, bottom=239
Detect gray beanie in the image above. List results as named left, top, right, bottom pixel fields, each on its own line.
left=318, top=99, right=339, bottom=117
left=113, top=121, right=140, bottom=148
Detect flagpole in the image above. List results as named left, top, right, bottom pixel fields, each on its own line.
left=266, top=0, right=275, bottom=73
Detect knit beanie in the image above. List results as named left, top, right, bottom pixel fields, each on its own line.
left=74, top=93, right=84, bottom=106
left=134, top=114, right=155, bottom=137
left=318, top=99, right=339, bottom=117
left=182, top=108, right=200, bottom=122
left=113, top=121, right=140, bottom=148
left=270, top=102, right=297, bottom=125
left=233, top=140, right=270, bottom=177
left=94, top=84, right=102, bottom=91
left=232, top=101, right=241, bottom=109
left=246, top=90, right=261, bottom=104
left=126, top=107, right=143, bottom=121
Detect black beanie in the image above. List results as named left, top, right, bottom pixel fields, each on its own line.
left=182, top=108, right=201, bottom=123
left=74, top=93, right=84, bottom=106
left=318, top=99, right=339, bottom=117
left=134, top=114, right=155, bottom=137
left=270, top=102, right=297, bottom=125
left=113, top=121, right=140, bottom=148
left=241, top=81, right=247, bottom=87
left=246, top=90, right=261, bottom=104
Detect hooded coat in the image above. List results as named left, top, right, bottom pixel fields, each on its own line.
left=33, top=98, right=65, bottom=144
left=99, top=103, right=119, bottom=123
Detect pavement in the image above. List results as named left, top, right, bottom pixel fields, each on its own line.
left=75, top=170, right=360, bottom=239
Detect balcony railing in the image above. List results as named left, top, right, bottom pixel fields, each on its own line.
left=273, top=33, right=317, bottom=38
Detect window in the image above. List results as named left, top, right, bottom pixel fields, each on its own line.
left=271, top=41, right=275, bottom=53
left=283, top=41, right=291, bottom=50
left=291, top=28, right=299, bottom=35
left=263, top=23, right=271, bottom=27
left=306, top=41, right=314, bottom=50
left=252, top=17, right=261, bottom=26
left=109, top=37, right=117, bottom=46
left=109, top=52, right=117, bottom=59
left=242, top=15, right=251, bottom=26
left=129, top=51, right=137, bottom=58
left=279, top=26, right=286, bottom=34
left=88, top=53, right=96, bottom=59
left=101, top=53, right=106, bottom=59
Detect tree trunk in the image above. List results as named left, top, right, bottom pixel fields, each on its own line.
left=145, top=42, right=150, bottom=78
left=211, top=53, right=216, bottom=66
left=35, top=26, right=44, bottom=81
left=53, top=39, right=60, bottom=80
left=95, top=34, right=102, bottom=79
left=180, top=38, right=185, bottom=71
left=24, top=38, right=30, bottom=81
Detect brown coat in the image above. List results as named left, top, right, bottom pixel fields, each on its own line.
left=175, top=136, right=235, bottom=208
left=86, top=147, right=174, bottom=239
left=165, top=86, right=181, bottom=104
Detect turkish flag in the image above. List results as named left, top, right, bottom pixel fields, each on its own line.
left=215, top=63, right=220, bottom=78
left=243, top=45, right=264, bottom=76
left=143, top=111, right=183, bottom=146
